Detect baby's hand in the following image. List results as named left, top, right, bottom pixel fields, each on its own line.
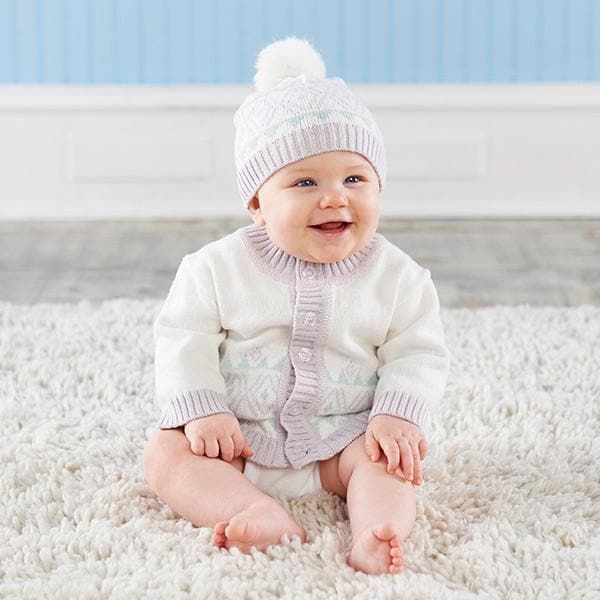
left=183, top=413, right=253, bottom=462
left=365, top=415, right=428, bottom=485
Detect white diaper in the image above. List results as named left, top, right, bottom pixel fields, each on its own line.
left=243, top=460, right=322, bottom=499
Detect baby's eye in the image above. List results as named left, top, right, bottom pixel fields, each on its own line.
left=296, top=179, right=315, bottom=187
left=295, top=176, right=363, bottom=187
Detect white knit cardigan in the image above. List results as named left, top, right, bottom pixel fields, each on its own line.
left=153, top=224, right=450, bottom=469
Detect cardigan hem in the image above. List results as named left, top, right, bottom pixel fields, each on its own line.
left=241, top=410, right=370, bottom=469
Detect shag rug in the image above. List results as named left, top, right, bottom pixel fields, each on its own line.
left=0, top=300, right=599, bottom=599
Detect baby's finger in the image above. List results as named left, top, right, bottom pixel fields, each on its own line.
left=399, top=440, right=414, bottom=481
left=379, top=437, right=400, bottom=473
left=241, top=440, right=254, bottom=457
left=219, top=435, right=235, bottom=462
left=419, top=437, right=428, bottom=461
left=231, top=430, right=247, bottom=458
left=366, top=429, right=381, bottom=462
left=412, top=452, right=422, bottom=484
left=238, top=439, right=254, bottom=458
left=190, top=437, right=205, bottom=456
left=204, top=436, right=220, bottom=458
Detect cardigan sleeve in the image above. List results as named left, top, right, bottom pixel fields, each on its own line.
left=369, top=265, right=450, bottom=441
left=153, top=253, right=234, bottom=429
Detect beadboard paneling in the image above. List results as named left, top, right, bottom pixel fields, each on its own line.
left=0, top=0, right=599, bottom=84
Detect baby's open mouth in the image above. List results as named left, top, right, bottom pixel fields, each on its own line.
left=309, top=222, right=351, bottom=231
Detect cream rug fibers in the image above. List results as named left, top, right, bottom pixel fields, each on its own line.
left=1, top=299, right=599, bottom=599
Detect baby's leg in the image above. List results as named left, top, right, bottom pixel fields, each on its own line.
left=337, top=434, right=416, bottom=575
left=143, top=428, right=307, bottom=553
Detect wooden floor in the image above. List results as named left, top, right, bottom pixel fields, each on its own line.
left=1, top=219, right=599, bottom=308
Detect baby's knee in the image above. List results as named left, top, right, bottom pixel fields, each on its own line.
left=143, top=428, right=188, bottom=489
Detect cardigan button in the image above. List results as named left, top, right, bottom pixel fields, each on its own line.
left=303, top=312, right=316, bottom=326
left=302, top=267, right=316, bottom=279
left=298, top=347, right=312, bottom=362
left=295, top=444, right=309, bottom=455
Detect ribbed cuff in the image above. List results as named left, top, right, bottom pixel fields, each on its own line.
left=369, top=390, right=431, bottom=439
left=157, top=389, right=233, bottom=429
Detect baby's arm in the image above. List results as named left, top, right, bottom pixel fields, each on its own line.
left=365, top=264, right=449, bottom=483
left=369, top=263, right=451, bottom=445
left=153, top=253, right=233, bottom=430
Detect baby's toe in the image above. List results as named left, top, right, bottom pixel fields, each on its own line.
left=388, top=535, right=405, bottom=573
left=214, top=521, right=228, bottom=536
left=212, top=521, right=229, bottom=548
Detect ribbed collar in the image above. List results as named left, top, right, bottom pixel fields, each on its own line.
left=238, top=224, right=383, bottom=284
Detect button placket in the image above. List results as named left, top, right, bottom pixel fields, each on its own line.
left=285, top=262, right=323, bottom=464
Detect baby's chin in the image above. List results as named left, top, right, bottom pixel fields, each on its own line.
left=266, top=226, right=372, bottom=263
left=293, top=242, right=368, bottom=264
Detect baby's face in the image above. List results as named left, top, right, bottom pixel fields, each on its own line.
left=247, top=151, right=380, bottom=263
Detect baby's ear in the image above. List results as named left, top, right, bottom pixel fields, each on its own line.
left=247, top=195, right=266, bottom=226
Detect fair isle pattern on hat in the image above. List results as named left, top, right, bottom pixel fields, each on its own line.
left=233, top=39, right=387, bottom=209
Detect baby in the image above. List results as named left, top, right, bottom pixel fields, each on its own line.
left=143, top=37, right=450, bottom=576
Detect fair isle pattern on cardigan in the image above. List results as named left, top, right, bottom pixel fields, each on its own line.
left=153, top=225, right=450, bottom=469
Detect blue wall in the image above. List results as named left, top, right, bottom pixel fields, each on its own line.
left=0, top=0, right=598, bottom=84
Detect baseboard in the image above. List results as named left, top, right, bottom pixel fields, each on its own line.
left=1, top=84, right=599, bottom=221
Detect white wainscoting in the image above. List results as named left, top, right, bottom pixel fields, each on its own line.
left=1, top=84, right=599, bottom=221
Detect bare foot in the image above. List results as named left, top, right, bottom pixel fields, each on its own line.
left=347, top=523, right=406, bottom=575
left=211, top=501, right=307, bottom=553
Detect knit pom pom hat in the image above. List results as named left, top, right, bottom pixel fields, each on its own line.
left=233, top=37, right=387, bottom=210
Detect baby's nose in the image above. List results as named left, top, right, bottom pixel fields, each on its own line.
left=320, top=193, right=349, bottom=208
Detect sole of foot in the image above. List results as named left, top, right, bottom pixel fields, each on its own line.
left=347, top=523, right=406, bottom=575
left=211, top=501, right=307, bottom=553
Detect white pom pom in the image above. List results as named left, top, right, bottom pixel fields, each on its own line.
left=254, top=37, right=326, bottom=92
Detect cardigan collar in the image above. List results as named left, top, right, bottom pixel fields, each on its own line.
left=238, top=224, right=383, bottom=284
